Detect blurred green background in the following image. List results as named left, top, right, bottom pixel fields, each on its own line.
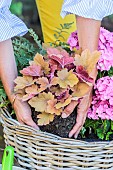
left=10, top=0, right=113, bottom=39
left=10, top=0, right=42, bottom=39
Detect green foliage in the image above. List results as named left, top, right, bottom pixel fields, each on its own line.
left=108, top=67, right=113, bottom=77
left=80, top=119, right=113, bottom=141
left=97, top=66, right=113, bottom=79
left=0, top=81, right=10, bottom=108
left=54, top=22, right=74, bottom=42
left=0, top=81, right=6, bottom=103
left=28, top=29, right=46, bottom=55
left=12, top=29, right=44, bottom=73
left=10, top=0, right=23, bottom=16
left=49, top=22, right=75, bottom=55
left=13, top=37, right=36, bottom=72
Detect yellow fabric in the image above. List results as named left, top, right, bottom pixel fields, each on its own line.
left=36, top=0, right=76, bottom=43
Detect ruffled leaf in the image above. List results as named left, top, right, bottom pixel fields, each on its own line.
left=34, top=53, right=50, bottom=74
left=57, top=90, right=70, bottom=102
left=20, top=65, right=42, bottom=76
left=37, top=112, right=54, bottom=125
left=14, top=76, right=36, bottom=91
left=47, top=47, right=74, bottom=68
left=72, top=82, right=90, bottom=98
left=47, top=47, right=69, bottom=58
left=28, top=92, right=54, bottom=112
left=47, top=99, right=62, bottom=115
left=37, top=77, right=49, bottom=92
left=74, top=49, right=101, bottom=74
left=76, top=65, right=94, bottom=85
left=50, top=86, right=66, bottom=96
left=57, top=68, right=79, bottom=88
left=21, top=84, right=39, bottom=101
left=37, top=77, right=58, bottom=92
left=55, top=97, right=72, bottom=109
left=25, top=84, right=39, bottom=94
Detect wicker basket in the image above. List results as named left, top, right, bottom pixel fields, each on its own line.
left=1, top=108, right=113, bottom=170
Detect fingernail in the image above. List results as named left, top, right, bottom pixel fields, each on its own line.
left=74, top=135, right=77, bottom=139
left=36, top=126, right=39, bottom=130
left=69, top=133, right=72, bottom=138
left=36, top=127, right=39, bottom=130
left=62, top=113, right=68, bottom=118
left=33, top=126, right=39, bottom=130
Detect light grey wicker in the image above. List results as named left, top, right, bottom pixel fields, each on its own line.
left=1, top=108, right=113, bottom=170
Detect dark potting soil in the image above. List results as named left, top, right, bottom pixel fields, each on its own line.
left=32, top=108, right=77, bottom=138
left=32, top=108, right=102, bottom=141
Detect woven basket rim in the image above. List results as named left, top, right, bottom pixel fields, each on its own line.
left=0, top=107, right=111, bottom=146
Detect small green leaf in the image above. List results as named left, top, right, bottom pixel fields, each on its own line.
left=80, top=127, right=86, bottom=138
left=106, top=131, right=113, bottom=140
left=54, top=22, right=74, bottom=41
left=103, top=120, right=110, bottom=133
left=111, top=121, right=113, bottom=130
left=54, top=34, right=58, bottom=39
left=60, top=24, right=64, bottom=29
left=108, top=67, right=113, bottom=76
left=97, top=128, right=104, bottom=140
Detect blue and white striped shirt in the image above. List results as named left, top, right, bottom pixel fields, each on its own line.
left=0, top=0, right=11, bottom=8
left=61, top=0, right=113, bottom=21
left=0, top=0, right=28, bottom=42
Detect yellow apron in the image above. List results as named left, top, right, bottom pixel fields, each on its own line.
left=36, top=0, right=76, bottom=43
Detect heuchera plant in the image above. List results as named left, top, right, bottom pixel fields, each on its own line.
left=14, top=47, right=100, bottom=125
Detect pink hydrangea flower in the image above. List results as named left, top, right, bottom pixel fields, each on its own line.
left=87, top=76, right=113, bottom=120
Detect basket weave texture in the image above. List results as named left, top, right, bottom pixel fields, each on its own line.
left=1, top=108, right=113, bottom=170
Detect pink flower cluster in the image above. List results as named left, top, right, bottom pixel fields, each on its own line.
left=67, top=31, right=79, bottom=50
left=67, top=27, right=113, bottom=71
left=87, top=76, right=113, bottom=120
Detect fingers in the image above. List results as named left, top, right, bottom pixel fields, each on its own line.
left=69, top=122, right=82, bottom=138
left=69, top=108, right=86, bottom=138
left=70, top=114, right=87, bottom=138
left=16, top=112, right=39, bottom=129
left=69, top=91, right=92, bottom=138
left=18, top=118, right=39, bottom=129
left=24, top=118, right=39, bottom=129
left=74, top=126, right=82, bottom=139
left=18, top=120, right=24, bottom=125
left=62, top=100, right=78, bottom=118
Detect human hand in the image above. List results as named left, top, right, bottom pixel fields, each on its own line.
left=13, top=97, right=39, bottom=129
left=69, top=89, right=92, bottom=138
left=61, top=87, right=92, bottom=138
left=61, top=67, right=97, bottom=138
